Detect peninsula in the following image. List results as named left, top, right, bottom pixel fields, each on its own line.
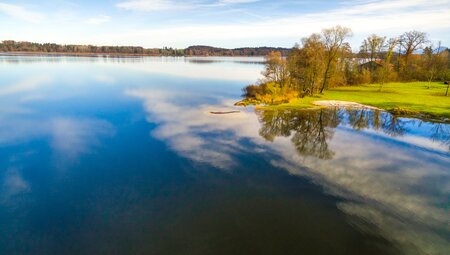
left=237, top=26, right=450, bottom=121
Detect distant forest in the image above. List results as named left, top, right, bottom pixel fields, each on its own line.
left=185, top=46, right=291, bottom=56
left=0, top=40, right=290, bottom=56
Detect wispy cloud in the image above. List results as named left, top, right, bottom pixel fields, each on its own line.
left=0, top=2, right=43, bottom=22
left=105, top=0, right=450, bottom=48
left=2, top=0, right=449, bottom=48
left=116, top=0, right=177, bottom=11
left=218, top=0, right=260, bottom=4
left=116, top=0, right=260, bottom=11
left=86, top=15, right=111, bottom=25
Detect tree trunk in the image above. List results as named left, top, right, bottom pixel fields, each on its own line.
left=320, top=63, right=331, bottom=94
left=427, top=68, right=435, bottom=89
left=320, top=55, right=334, bottom=94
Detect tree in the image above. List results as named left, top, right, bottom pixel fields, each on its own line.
left=399, top=31, right=428, bottom=59
left=302, top=34, right=326, bottom=95
left=360, top=34, right=386, bottom=63
left=289, top=33, right=325, bottom=96
left=377, top=38, right=398, bottom=91
left=262, top=51, right=289, bottom=89
left=320, top=26, right=352, bottom=93
left=423, top=45, right=438, bottom=88
left=399, top=31, right=428, bottom=76
left=420, top=42, right=450, bottom=91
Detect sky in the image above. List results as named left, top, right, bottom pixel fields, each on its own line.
left=1, top=0, right=449, bottom=49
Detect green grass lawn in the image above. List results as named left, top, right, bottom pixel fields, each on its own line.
left=261, top=82, right=450, bottom=119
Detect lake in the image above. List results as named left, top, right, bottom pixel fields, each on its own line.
left=0, top=56, right=449, bottom=255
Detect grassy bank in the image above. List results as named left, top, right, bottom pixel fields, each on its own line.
left=256, top=82, right=450, bottom=119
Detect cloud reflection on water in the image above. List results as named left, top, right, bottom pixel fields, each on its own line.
left=50, top=118, right=115, bottom=164
left=1, top=168, right=31, bottom=205
left=128, top=88, right=450, bottom=254
left=0, top=118, right=113, bottom=155
left=126, top=89, right=260, bottom=169
left=0, top=76, right=52, bottom=97
left=120, top=57, right=264, bottom=82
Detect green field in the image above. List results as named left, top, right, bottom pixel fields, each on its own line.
left=259, top=82, right=450, bottom=119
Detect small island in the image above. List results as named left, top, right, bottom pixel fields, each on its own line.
left=237, top=26, right=450, bottom=122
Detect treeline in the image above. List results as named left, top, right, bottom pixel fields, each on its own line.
left=185, top=46, right=291, bottom=56
left=0, top=40, right=184, bottom=56
left=243, top=26, right=450, bottom=103
left=0, top=40, right=290, bottom=57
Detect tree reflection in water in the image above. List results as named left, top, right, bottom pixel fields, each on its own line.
left=431, top=124, right=450, bottom=151
left=257, top=109, right=341, bottom=159
left=256, top=108, right=449, bottom=159
left=346, top=109, right=408, bottom=136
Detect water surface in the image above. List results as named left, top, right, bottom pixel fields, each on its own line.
left=0, top=56, right=449, bottom=255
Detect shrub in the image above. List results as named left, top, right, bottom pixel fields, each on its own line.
left=242, top=84, right=263, bottom=98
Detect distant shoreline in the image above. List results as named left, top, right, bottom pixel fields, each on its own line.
left=0, top=41, right=291, bottom=57
left=0, top=51, right=167, bottom=57
left=0, top=51, right=271, bottom=58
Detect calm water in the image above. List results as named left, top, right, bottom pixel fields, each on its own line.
left=0, top=56, right=449, bottom=255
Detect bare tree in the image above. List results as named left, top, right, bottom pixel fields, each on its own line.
left=262, top=51, right=289, bottom=88
left=320, top=26, right=352, bottom=93
left=360, top=34, right=386, bottom=62
left=399, top=30, right=428, bottom=67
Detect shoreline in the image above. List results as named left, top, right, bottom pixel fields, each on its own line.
left=0, top=51, right=170, bottom=57
left=312, top=100, right=381, bottom=110
left=245, top=100, right=450, bottom=124
left=235, top=82, right=450, bottom=123
left=0, top=52, right=272, bottom=58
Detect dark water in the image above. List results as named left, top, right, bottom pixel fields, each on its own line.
left=0, top=56, right=449, bottom=255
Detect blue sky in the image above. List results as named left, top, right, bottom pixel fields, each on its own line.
left=1, top=0, right=449, bottom=49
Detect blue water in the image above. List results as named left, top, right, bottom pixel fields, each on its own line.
left=0, top=56, right=449, bottom=255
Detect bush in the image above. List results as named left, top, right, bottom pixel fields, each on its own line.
left=242, top=82, right=298, bottom=105
left=355, top=69, right=372, bottom=84
left=242, top=84, right=263, bottom=98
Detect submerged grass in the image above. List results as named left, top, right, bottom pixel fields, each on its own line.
left=258, top=82, right=450, bottom=119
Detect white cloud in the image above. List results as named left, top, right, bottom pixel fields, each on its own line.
left=0, top=2, right=43, bottom=22
left=116, top=0, right=260, bottom=11
left=116, top=0, right=183, bottom=11
left=103, top=0, right=450, bottom=48
left=86, top=15, right=111, bottom=25
left=218, top=0, right=260, bottom=4
left=2, top=0, right=449, bottom=48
